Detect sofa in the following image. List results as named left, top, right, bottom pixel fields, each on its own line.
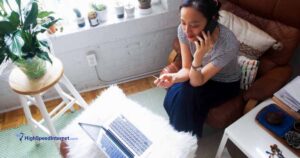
left=162, top=0, right=300, bottom=128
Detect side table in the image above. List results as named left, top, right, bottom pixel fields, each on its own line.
left=215, top=99, right=298, bottom=158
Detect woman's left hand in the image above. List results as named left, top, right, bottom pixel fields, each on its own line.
left=193, top=31, right=213, bottom=60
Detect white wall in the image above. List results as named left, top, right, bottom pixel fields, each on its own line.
left=0, top=0, right=181, bottom=113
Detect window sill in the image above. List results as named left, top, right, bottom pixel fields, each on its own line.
left=46, top=3, right=167, bottom=38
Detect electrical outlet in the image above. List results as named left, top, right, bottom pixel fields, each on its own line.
left=86, top=53, right=97, bottom=67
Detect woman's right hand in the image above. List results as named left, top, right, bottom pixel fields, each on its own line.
left=154, top=73, right=176, bottom=89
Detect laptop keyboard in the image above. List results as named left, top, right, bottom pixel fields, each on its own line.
left=100, top=134, right=127, bottom=158
left=109, top=115, right=152, bottom=156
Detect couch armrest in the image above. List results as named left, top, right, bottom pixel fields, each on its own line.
left=161, top=49, right=182, bottom=75
left=168, top=50, right=179, bottom=65
left=243, top=65, right=292, bottom=101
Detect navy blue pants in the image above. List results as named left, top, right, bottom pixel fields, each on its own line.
left=163, top=80, right=240, bottom=137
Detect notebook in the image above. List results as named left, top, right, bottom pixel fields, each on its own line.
left=79, top=114, right=153, bottom=158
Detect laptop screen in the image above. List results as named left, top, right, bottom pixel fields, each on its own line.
left=79, top=115, right=152, bottom=158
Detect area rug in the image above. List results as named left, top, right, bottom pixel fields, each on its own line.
left=60, top=86, right=197, bottom=158
left=0, top=87, right=197, bottom=158
left=0, top=110, right=79, bottom=158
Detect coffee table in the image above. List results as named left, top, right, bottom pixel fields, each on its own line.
left=215, top=99, right=298, bottom=158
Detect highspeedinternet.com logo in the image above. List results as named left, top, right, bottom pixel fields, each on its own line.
left=16, top=132, right=78, bottom=142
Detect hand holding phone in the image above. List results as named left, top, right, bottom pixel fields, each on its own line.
left=194, top=30, right=214, bottom=61
left=202, top=19, right=218, bottom=37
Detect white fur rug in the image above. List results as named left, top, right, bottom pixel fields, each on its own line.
left=60, top=86, right=197, bottom=158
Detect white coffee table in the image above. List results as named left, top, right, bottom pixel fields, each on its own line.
left=215, top=99, right=298, bottom=158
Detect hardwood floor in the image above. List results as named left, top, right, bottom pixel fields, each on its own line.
left=0, top=76, right=156, bottom=131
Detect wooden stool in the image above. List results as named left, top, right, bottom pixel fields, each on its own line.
left=8, top=55, right=88, bottom=144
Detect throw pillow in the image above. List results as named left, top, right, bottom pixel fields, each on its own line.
left=218, top=10, right=278, bottom=59
left=238, top=56, right=259, bottom=90
left=239, top=43, right=262, bottom=60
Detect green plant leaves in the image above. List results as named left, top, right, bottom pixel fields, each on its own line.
left=36, top=49, right=52, bottom=63
left=5, top=31, right=24, bottom=58
left=8, top=11, right=20, bottom=28
left=42, top=18, right=61, bottom=29
left=0, top=21, right=16, bottom=34
left=0, top=0, right=59, bottom=65
left=23, top=2, right=38, bottom=30
left=38, top=11, right=54, bottom=19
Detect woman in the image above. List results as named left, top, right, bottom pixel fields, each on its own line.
left=154, top=0, right=241, bottom=137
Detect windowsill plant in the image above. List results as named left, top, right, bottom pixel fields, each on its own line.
left=91, top=2, right=107, bottom=23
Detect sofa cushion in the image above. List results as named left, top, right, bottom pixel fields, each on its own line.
left=220, top=0, right=300, bottom=74
left=219, top=10, right=278, bottom=55
left=238, top=56, right=259, bottom=90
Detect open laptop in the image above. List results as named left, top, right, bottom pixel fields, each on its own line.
left=79, top=115, right=153, bottom=158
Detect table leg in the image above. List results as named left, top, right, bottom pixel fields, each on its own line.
left=61, top=75, right=88, bottom=109
left=19, top=95, right=38, bottom=137
left=215, top=131, right=229, bottom=158
left=34, top=95, right=58, bottom=137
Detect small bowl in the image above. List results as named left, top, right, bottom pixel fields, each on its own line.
left=265, top=111, right=284, bottom=125
left=294, top=121, right=300, bottom=132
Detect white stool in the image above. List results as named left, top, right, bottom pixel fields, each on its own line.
left=8, top=55, right=88, bottom=145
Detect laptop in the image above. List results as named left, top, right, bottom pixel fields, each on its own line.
left=79, top=115, right=153, bottom=158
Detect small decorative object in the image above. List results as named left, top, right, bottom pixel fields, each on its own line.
left=265, top=111, right=284, bottom=125
left=266, top=144, right=285, bottom=158
left=285, top=131, right=300, bottom=149
left=46, top=16, right=59, bottom=34
left=294, top=120, right=300, bottom=133
left=115, top=1, right=125, bottom=19
left=91, top=3, right=107, bottom=23
left=124, top=2, right=135, bottom=18
left=88, top=11, right=99, bottom=27
left=0, top=0, right=60, bottom=79
left=73, top=8, right=85, bottom=28
left=138, top=0, right=152, bottom=15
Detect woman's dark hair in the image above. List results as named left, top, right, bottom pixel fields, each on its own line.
left=180, top=0, right=221, bottom=20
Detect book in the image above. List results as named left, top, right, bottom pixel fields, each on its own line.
left=274, top=76, right=300, bottom=112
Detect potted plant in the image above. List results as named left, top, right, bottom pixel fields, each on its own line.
left=137, top=0, right=152, bottom=15
left=124, top=0, right=135, bottom=18
left=91, top=3, right=107, bottom=23
left=0, top=0, right=61, bottom=79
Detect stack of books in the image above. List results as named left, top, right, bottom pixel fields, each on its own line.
left=274, top=76, right=300, bottom=113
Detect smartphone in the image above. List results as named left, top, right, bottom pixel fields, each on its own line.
left=200, top=19, right=218, bottom=38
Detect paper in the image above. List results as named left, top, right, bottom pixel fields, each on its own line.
left=274, top=76, right=300, bottom=112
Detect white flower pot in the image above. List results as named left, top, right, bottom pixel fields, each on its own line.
left=125, top=5, right=135, bottom=18
left=96, top=10, right=107, bottom=23
left=115, top=5, right=125, bottom=18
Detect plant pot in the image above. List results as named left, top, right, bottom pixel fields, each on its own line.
left=115, top=5, right=125, bottom=19
left=15, top=56, right=47, bottom=80
left=125, top=4, right=135, bottom=18
left=138, top=0, right=152, bottom=15
left=138, top=0, right=151, bottom=9
left=97, top=10, right=107, bottom=23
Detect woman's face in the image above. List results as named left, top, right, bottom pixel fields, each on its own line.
left=180, top=7, right=207, bottom=41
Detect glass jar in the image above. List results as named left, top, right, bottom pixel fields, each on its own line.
left=88, top=11, right=99, bottom=27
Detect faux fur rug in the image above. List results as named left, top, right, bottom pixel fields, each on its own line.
left=60, top=86, right=197, bottom=158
